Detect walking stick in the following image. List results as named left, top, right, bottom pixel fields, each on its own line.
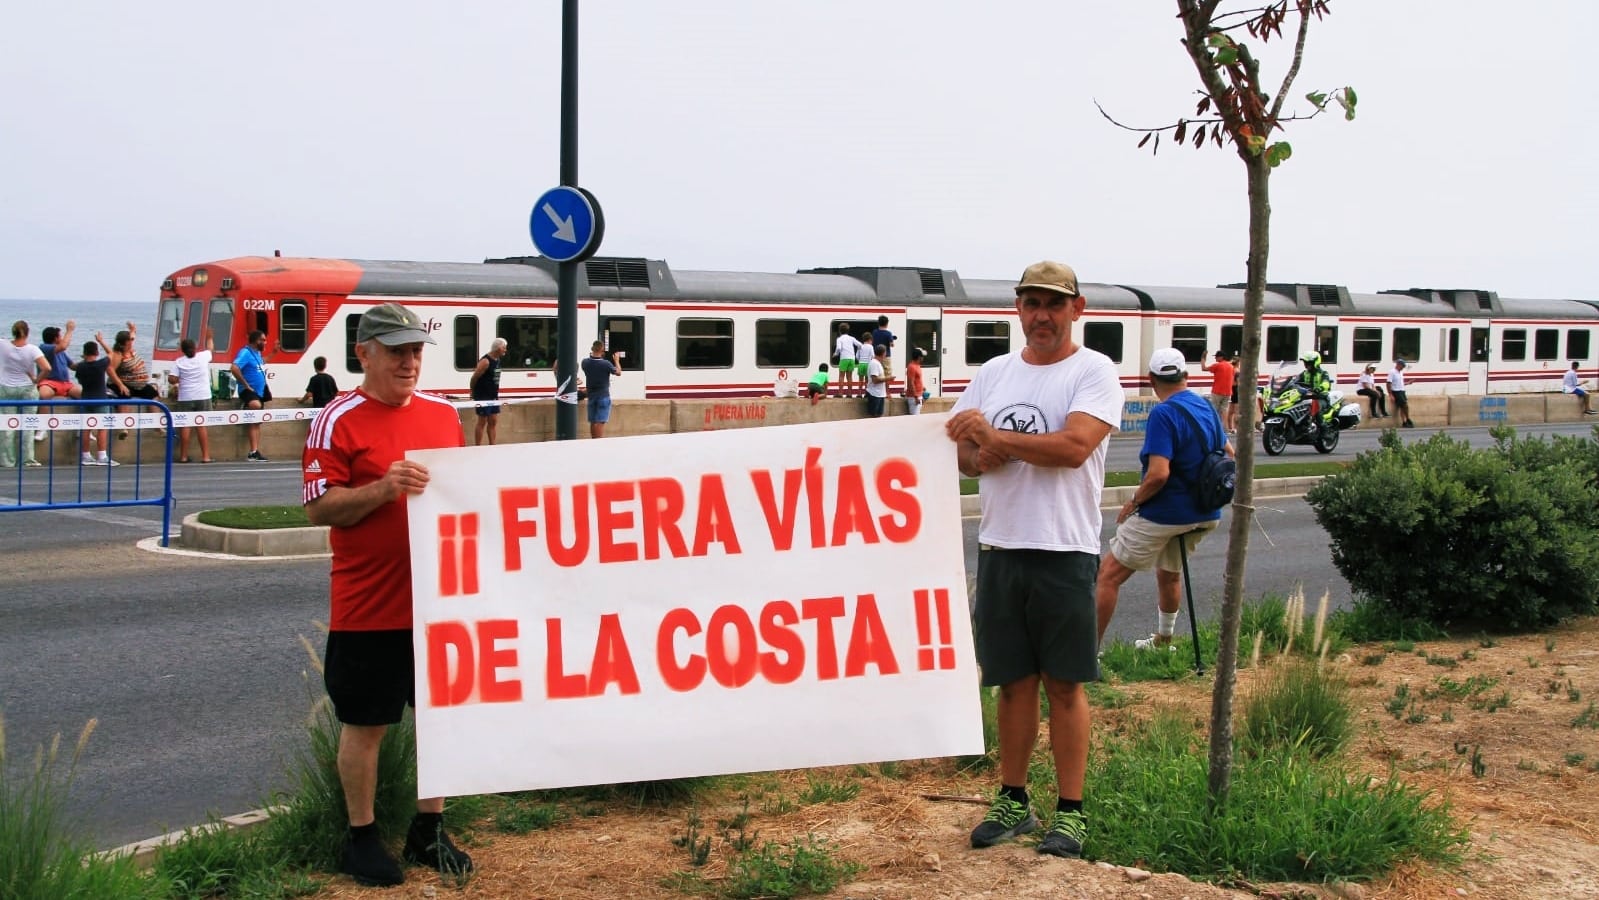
left=1178, top=530, right=1205, bottom=675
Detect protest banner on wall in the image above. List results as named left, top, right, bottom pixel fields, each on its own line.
left=406, top=413, right=981, bottom=798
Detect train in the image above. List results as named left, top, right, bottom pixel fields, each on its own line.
left=149, top=254, right=1599, bottom=401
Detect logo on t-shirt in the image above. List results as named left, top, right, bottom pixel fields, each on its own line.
left=305, top=459, right=322, bottom=474
left=993, top=403, right=1047, bottom=435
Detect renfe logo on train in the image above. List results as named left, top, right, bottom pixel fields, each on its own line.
left=404, top=415, right=980, bottom=798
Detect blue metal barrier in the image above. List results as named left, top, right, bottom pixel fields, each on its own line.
left=0, top=398, right=176, bottom=546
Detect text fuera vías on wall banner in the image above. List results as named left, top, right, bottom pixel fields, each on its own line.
left=406, top=413, right=982, bottom=798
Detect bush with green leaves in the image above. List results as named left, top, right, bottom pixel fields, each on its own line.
left=1307, top=428, right=1599, bottom=631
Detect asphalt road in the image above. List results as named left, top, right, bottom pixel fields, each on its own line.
left=0, top=419, right=1590, bottom=850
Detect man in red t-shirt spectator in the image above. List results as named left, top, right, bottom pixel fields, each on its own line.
left=1201, top=350, right=1236, bottom=433
left=303, top=302, right=470, bottom=887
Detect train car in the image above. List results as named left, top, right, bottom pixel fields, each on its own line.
left=149, top=255, right=1599, bottom=401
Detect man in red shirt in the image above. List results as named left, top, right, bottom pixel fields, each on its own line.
left=303, top=302, right=469, bottom=886
left=1201, top=350, right=1236, bottom=432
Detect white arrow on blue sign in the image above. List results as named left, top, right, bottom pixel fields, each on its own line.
left=529, top=186, right=604, bottom=263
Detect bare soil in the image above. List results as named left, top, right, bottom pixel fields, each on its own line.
left=320, top=617, right=1599, bottom=900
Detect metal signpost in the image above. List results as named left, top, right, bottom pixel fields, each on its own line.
left=530, top=0, right=604, bottom=441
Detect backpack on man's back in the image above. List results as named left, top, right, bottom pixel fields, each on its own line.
left=1169, top=401, right=1236, bottom=513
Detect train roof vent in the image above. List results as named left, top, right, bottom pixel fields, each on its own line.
left=1305, top=284, right=1342, bottom=307
left=584, top=257, right=652, bottom=289
left=917, top=268, right=947, bottom=296
left=1471, top=290, right=1494, bottom=310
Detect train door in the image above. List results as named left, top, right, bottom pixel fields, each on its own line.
left=599, top=301, right=646, bottom=399
left=1468, top=326, right=1490, bottom=394
left=906, top=310, right=942, bottom=396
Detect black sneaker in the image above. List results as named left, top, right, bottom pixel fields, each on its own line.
left=970, top=793, right=1037, bottom=848
left=340, top=832, right=403, bottom=887
left=1037, top=809, right=1087, bottom=859
left=1401, top=421, right=1415, bottom=428
left=247, top=450, right=268, bottom=461
left=404, top=820, right=474, bottom=877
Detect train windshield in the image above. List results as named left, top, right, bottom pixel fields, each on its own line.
left=156, top=300, right=183, bottom=351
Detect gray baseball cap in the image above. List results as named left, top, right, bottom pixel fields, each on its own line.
left=356, top=302, right=435, bottom=346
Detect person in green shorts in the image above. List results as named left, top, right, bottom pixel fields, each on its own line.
left=807, top=363, right=830, bottom=405
left=833, top=324, right=861, bottom=398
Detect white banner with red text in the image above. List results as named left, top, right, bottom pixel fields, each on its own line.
left=405, top=413, right=979, bottom=798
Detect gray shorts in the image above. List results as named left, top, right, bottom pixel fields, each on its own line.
left=1109, top=516, right=1218, bottom=573
left=973, top=548, right=1099, bottom=686
left=174, top=399, right=213, bottom=413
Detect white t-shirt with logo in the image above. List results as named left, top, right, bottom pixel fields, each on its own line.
left=951, top=347, right=1124, bottom=553
left=172, top=350, right=213, bottom=402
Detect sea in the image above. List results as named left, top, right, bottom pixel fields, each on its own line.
left=0, top=299, right=155, bottom=357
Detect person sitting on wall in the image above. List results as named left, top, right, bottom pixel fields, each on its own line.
left=1563, top=361, right=1596, bottom=415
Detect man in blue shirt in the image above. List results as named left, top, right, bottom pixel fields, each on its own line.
left=230, top=329, right=270, bottom=460
left=579, top=340, right=621, bottom=438
left=1095, top=348, right=1233, bottom=649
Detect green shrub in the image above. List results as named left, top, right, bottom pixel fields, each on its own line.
left=721, top=836, right=860, bottom=899
left=1307, top=429, right=1599, bottom=630
left=0, top=716, right=154, bottom=899
left=1240, top=659, right=1353, bottom=759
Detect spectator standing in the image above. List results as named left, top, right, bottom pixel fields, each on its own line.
left=1356, top=364, right=1388, bottom=418
left=945, top=260, right=1122, bottom=860
left=904, top=347, right=927, bottom=415
left=854, top=331, right=876, bottom=399
left=1095, top=348, right=1231, bottom=650
left=1200, top=350, right=1233, bottom=429
left=1, top=320, right=49, bottom=467
left=580, top=340, right=621, bottom=438
left=872, top=315, right=897, bottom=384
left=807, top=363, right=830, bottom=406
left=301, top=302, right=471, bottom=886
left=469, top=338, right=507, bottom=445
left=300, top=356, right=339, bottom=408
left=833, top=324, right=861, bottom=398
left=168, top=329, right=215, bottom=463
left=1387, top=360, right=1414, bottom=428
left=231, top=329, right=270, bottom=460
left=1563, top=361, right=1595, bottom=415
left=75, top=340, right=116, bottom=466
left=864, top=343, right=889, bottom=417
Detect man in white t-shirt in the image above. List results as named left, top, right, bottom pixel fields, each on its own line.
left=1562, top=361, right=1595, bottom=415
left=946, top=260, right=1123, bottom=860
left=1, top=320, right=50, bottom=467
left=168, top=328, right=215, bottom=462
left=1387, top=360, right=1414, bottom=428
left=864, top=343, right=888, bottom=417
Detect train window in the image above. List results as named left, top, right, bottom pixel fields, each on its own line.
left=965, top=321, right=1011, bottom=366
left=1471, top=328, right=1490, bottom=363
left=453, top=316, right=480, bottom=370
left=1447, top=328, right=1461, bottom=363
left=1083, top=322, right=1123, bottom=362
left=1502, top=329, right=1527, bottom=362
left=907, top=320, right=940, bottom=367
left=345, top=314, right=363, bottom=373
left=1315, top=326, right=1338, bottom=364
left=1352, top=327, right=1382, bottom=363
left=1171, top=325, right=1206, bottom=362
left=183, top=301, right=203, bottom=346
left=1394, top=328, right=1421, bottom=362
left=830, top=320, right=879, bottom=353
left=602, top=317, right=644, bottom=370
left=678, top=318, right=734, bottom=368
left=281, top=302, right=308, bottom=352
left=497, top=315, right=558, bottom=370
left=156, top=299, right=183, bottom=351
left=1220, top=325, right=1242, bottom=359
left=208, top=299, right=235, bottom=353
left=754, top=319, right=808, bottom=368
left=1568, top=330, right=1591, bottom=361
left=1534, top=328, right=1560, bottom=360
left=1265, top=326, right=1299, bottom=362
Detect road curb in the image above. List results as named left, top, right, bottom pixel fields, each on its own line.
left=959, top=475, right=1324, bottom=517
left=179, top=513, right=330, bottom=557
left=98, top=806, right=285, bottom=871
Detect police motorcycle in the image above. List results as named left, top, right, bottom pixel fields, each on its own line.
left=1259, top=354, right=1363, bottom=455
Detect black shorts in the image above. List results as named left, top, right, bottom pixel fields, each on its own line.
left=865, top=394, right=885, bottom=417
left=324, top=629, right=415, bottom=726
left=122, top=383, right=159, bottom=401
left=238, top=388, right=264, bottom=408
left=974, top=548, right=1099, bottom=686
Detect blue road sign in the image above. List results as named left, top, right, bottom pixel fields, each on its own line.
left=529, top=186, right=604, bottom=263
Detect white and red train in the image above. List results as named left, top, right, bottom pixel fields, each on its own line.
left=150, top=254, right=1599, bottom=400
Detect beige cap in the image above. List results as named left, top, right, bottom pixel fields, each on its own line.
left=1015, top=260, right=1079, bottom=298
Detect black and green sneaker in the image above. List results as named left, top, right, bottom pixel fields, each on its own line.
left=1037, top=809, right=1087, bottom=858
left=969, top=793, right=1038, bottom=848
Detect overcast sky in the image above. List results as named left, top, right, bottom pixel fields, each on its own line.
left=3, top=2, right=1594, bottom=303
